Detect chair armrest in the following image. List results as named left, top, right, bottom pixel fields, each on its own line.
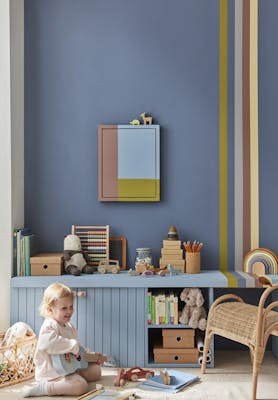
left=257, top=284, right=278, bottom=345
left=209, top=294, right=244, bottom=314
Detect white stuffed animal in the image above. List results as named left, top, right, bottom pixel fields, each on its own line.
left=179, top=288, right=207, bottom=330
left=1, top=322, right=35, bottom=347
left=64, top=234, right=94, bottom=275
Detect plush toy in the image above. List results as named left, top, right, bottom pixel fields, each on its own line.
left=1, top=322, right=35, bottom=347
left=179, top=288, right=207, bottom=330
left=64, top=234, right=94, bottom=275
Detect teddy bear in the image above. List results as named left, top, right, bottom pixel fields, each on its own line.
left=64, top=234, right=94, bottom=275
left=179, top=287, right=207, bottom=330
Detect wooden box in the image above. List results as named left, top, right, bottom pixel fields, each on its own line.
left=153, top=345, right=199, bottom=364
left=30, top=253, right=63, bottom=276
left=162, top=329, right=195, bottom=349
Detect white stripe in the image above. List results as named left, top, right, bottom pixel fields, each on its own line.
left=236, top=271, right=256, bottom=287
left=234, top=0, right=243, bottom=271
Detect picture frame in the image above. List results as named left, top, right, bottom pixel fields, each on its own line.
left=109, top=236, right=127, bottom=270
left=98, top=125, right=160, bottom=202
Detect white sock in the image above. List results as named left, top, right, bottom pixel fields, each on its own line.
left=22, top=381, right=48, bottom=398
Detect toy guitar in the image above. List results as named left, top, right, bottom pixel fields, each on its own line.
left=52, top=346, right=107, bottom=376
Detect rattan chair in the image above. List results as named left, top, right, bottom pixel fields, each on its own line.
left=201, top=284, right=278, bottom=400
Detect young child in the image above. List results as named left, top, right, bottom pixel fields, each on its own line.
left=23, top=283, right=103, bottom=397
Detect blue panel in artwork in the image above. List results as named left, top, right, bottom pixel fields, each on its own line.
left=118, top=127, right=158, bottom=179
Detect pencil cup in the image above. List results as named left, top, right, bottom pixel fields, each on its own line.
left=186, top=252, right=201, bottom=274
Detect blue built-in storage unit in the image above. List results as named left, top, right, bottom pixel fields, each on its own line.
left=11, top=272, right=278, bottom=367
left=10, top=271, right=227, bottom=368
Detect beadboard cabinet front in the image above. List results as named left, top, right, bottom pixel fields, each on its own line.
left=10, top=286, right=146, bottom=367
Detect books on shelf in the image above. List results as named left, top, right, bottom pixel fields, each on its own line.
left=13, top=228, right=34, bottom=276
left=139, top=369, right=199, bottom=393
left=147, top=291, right=179, bottom=325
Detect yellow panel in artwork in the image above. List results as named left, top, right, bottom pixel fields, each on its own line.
left=118, top=179, right=160, bottom=201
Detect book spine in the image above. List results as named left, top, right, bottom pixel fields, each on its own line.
left=24, top=235, right=31, bottom=276
left=13, top=230, right=18, bottom=276
left=151, top=295, right=156, bottom=325
left=174, top=295, right=179, bottom=324
left=147, top=291, right=152, bottom=325
left=21, top=235, right=25, bottom=275
left=16, top=231, right=21, bottom=276
left=158, top=294, right=166, bottom=325
left=155, top=295, right=159, bottom=325
left=169, top=294, right=175, bottom=324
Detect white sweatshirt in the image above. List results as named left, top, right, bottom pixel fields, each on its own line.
left=34, top=318, right=79, bottom=381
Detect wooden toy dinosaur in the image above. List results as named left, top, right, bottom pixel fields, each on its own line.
left=130, top=119, right=140, bottom=125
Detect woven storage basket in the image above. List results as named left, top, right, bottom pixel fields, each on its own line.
left=0, top=330, right=37, bottom=387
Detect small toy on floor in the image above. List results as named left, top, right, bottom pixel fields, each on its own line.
left=114, top=367, right=154, bottom=386
left=159, top=369, right=171, bottom=385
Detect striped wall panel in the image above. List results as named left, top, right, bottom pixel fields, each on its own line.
left=220, top=0, right=259, bottom=286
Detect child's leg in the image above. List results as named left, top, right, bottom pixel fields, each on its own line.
left=78, top=362, right=102, bottom=382
left=48, top=373, right=88, bottom=396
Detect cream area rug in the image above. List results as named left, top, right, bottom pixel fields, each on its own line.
left=1, top=351, right=277, bottom=400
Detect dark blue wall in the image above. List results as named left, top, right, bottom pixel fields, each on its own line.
left=25, top=1, right=278, bottom=269
left=25, top=0, right=219, bottom=268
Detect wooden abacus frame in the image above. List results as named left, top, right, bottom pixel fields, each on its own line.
left=71, top=225, right=109, bottom=267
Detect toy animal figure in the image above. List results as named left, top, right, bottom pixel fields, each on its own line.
left=130, top=119, right=140, bottom=125
left=179, top=288, right=207, bottom=330
left=160, top=369, right=171, bottom=385
left=64, top=234, right=94, bottom=275
left=1, top=322, right=35, bottom=347
left=140, top=112, right=153, bottom=125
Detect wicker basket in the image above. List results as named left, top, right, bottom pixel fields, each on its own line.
left=0, top=331, right=37, bottom=387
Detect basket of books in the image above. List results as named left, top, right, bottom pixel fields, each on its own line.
left=0, top=330, right=37, bottom=387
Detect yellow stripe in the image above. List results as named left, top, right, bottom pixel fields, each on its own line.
left=250, top=0, right=259, bottom=248
left=219, top=0, right=228, bottom=272
left=222, top=271, right=238, bottom=287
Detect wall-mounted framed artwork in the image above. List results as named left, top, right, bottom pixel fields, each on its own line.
left=98, top=125, right=160, bottom=201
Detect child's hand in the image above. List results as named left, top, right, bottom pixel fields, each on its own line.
left=96, top=352, right=104, bottom=365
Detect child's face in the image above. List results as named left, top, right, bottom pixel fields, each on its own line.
left=49, top=296, right=74, bottom=325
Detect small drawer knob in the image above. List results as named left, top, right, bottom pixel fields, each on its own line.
left=77, top=291, right=86, bottom=297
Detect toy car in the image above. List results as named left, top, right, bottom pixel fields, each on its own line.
left=98, top=260, right=120, bottom=274
left=114, top=366, right=154, bottom=386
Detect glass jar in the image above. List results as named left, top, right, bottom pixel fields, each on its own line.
left=135, top=248, right=152, bottom=269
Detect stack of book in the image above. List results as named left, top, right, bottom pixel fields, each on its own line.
left=13, top=228, right=34, bottom=276
left=139, top=369, right=199, bottom=393
left=159, top=240, right=185, bottom=272
left=147, top=291, right=179, bottom=325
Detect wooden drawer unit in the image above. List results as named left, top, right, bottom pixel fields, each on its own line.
left=30, top=253, right=63, bottom=276
left=153, top=345, right=199, bottom=364
left=162, top=328, right=195, bottom=349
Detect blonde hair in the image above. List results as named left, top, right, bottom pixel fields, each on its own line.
left=39, top=283, right=74, bottom=317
